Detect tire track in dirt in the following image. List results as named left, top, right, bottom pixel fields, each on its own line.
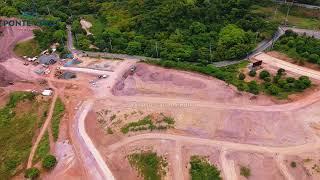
left=220, top=150, right=237, bottom=180
left=276, top=154, right=295, bottom=180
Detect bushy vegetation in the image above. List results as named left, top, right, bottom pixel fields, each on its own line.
left=121, top=115, right=175, bottom=134
left=240, top=166, right=251, bottom=178
left=274, top=30, right=320, bottom=65
left=42, top=154, right=57, bottom=170
left=74, top=0, right=278, bottom=62
left=0, top=92, right=41, bottom=179
left=52, top=98, right=65, bottom=141
left=128, top=151, right=167, bottom=180
left=24, top=167, right=40, bottom=180
left=190, top=156, right=222, bottom=180
left=33, top=131, right=50, bottom=163
left=291, top=161, right=297, bottom=168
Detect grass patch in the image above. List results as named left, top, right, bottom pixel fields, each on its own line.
left=128, top=151, right=167, bottom=180
left=252, top=4, right=320, bottom=30
left=240, top=166, right=251, bottom=178
left=13, top=39, right=41, bottom=57
left=0, top=92, right=44, bottom=179
left=121, top=115, right=175, bottom=134
left=51, top=98, right=65, bottom=141
left=190, top=156, right=222, bottom=180
left=33, top=131, right=50, bottom=163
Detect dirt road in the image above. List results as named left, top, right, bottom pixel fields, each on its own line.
left=254, top=53, right=320, bottom=80
left=27, top=80, right=58, bottom=168
left=220, top=150, right=237, bottom=180
left=276, top=155, right=294, bottom=180
left=107, top=133, right=320, bottom=156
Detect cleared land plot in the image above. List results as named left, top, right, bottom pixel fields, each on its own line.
left=113, top=63, right=275, bottom=105
left=227, top=151, right=284, bottom=180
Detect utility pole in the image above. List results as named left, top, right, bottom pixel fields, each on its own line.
left=209, top=43, right=212, bottom=63
left=47, top=5, right=51, bottom=16
left=285, top=0, right=294, bottom=26
left=109, top=38, right=112, bottom=51
left=255, top=32, right=259, bottom=44
left=155, top=42, right=159, bottom=58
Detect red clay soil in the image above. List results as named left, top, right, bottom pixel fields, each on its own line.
left=227, top=152, right=284, bottom=180
left=0, top=65, right=21, bottom=86
left=0, top=21, right=34, bottom=61
left=113, top=63, right=275, bottom=105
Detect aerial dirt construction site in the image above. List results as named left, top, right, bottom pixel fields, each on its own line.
left=2, top=23, right=320, bottom=180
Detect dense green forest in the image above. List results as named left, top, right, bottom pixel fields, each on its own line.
left=273, top=30, right=320, bottom=65
left=0, top=0, right=279, bottom=62
left=71, top=0, right=279, bottom=62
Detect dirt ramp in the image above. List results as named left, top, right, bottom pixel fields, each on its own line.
left=0, top=23, right=34, bottom=61
left=135, top=63, right=207, bottom=89
left=0, top=65, right=21, bottom=87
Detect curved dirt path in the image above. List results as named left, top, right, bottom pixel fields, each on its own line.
left=276, top=155, right=295, bottom=180
left=254, top=53, right=320, bottom=80
left=107, top=133, right=320, bottom=156
left=220, top=150, right=237, bottom=180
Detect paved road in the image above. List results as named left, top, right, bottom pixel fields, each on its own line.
left=273, top=0, right=320, bottom=9
left=75, top=100, right=115, bottom=180
left=283, top=27, right=320, bottom=39
left=66, top=25, right=156, bottom=61
left=254, top=53, right=320, bottom=80
left=214, top=26, right=320, bottom=67
left=60, top=66, right=113, bottom=76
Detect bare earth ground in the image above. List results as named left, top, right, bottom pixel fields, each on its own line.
left=227, top=151, right=284, bottom=180
left=85, top=59, right=320, bottom=179
left=113, top=63, right=275, bottom=105
left=0, top=65, right=21, bottom=86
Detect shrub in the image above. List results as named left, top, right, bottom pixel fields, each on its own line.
left=259, top=70, right=270, bottom=80
left=309, top=54, right=320, bottom=63
left=25, top=168, right=40, bottom=179
left=299, top=76, right=311, bottom=87
left=107, top=127, right=113, bottom=134
left=264, top=77, right=271, bottom=82
left=273, top=75, right=281, bottom=83
left=290, top=161, right=297, bottom=168
left=267, top=84, right=281, bottom=95
left=248, top=70, right=256, bottom=77
left=277, top=68, right=286, bottom=76
left=240, top=166, right=251, bottom=178
left=42, top=155, right=57, bottom=170
left=248, top=81, right=260, bottom=95
left=238, top=73, right=246, bottom=80
left=190, top=156, right=222, bottom=180
left=286, top=77, right=295, bottom=83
